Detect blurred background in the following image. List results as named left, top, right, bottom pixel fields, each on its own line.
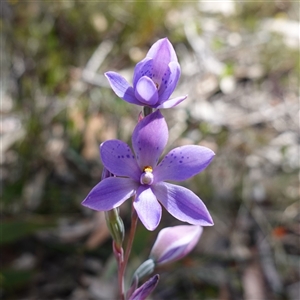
left=1, top=0, right=299, bottom=299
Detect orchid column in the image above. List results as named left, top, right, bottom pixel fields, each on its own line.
left=82, top=38, right=215, bottom=300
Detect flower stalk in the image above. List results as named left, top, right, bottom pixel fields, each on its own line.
left=143, top=106, right=153, bottom=117
left=117, top=203, right=138, bottom=300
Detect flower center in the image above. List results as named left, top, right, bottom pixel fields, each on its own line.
left=140, top=166, right=154, bottom=185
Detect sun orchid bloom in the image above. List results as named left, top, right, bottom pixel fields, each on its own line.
left=150, top=225, right=202, bottom=265
left=82, top=110, right=214, bottom=231
left=105, top=38, right=187, bottom=109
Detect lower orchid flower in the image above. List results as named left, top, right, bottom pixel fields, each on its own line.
left=82, top=110, right=215, bottom=231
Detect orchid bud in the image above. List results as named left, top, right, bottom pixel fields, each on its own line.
left=150, top=225, right=202, bottom=266
left=101, top=168, right=125, bottom=249
left=132, top=259, right=155, bottom=283
left=128, top=274, right=159, bottom=300
left=105, top=208, right=124, bottom=250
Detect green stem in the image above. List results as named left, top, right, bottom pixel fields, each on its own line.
left=124, top=206, right=138, bottom=268
left=143, top=106, right=154, bottom=117
left=118, top=204, right=138, bottom=300
left=116, top=243, right=125, bottom=300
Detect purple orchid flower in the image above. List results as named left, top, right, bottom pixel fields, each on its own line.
left=82, top=110, right=214, bottom=231
left=105, top=38, right=187, bottom=109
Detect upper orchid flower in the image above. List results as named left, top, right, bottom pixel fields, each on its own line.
left=105, top=38, right=187, bottom=109
left=82, top=110, right=214, bottom=231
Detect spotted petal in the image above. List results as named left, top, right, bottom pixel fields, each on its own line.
left=154, top=145, right=215, bottom=182
left=100, top=140, right=141, bottom=181
left=82, top=177, right=138, bottom=211
left=133, top=57, right=153, bottom=88
left=132, top=110, right=168, bottom=169
left=134, top=186, right=162, bottom=231
left=158, top=61, right=181, bottom=101
left=152, top=182, right=213, bottom=226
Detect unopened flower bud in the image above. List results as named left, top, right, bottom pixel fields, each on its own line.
left=105, top=208, right=124, bottom=249
left=128, top=274, right=159, bottom=300
left=132, top=259, right=155, bottom=283
left=150, top=225, right=202, bottom=266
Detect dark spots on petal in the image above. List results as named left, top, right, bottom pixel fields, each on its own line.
left=132, top=155, right=135, bottom=159
left=121, top=155, right=124, bottom=158
left=118, top=156, right=120, bottom=158
left=179, top=161, right=182, bottom=163
left=139, top=147, right=142, bottom=151
left=126, top=154, right=130, bottom=158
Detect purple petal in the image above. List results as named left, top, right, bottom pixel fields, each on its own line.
left=133, top=57, right=153, bottom=88
left=150, top=225, right=202, bottom=265
left=128, top=274, right=159, bottom=300
left=132, top=110, right=168, bottom=169
left=154, top=145, right=215, bottom=182
left=156, top=95, right=187, bottom=109
left=82, top=177, right=138, bottom=211
left=147, top=38, right=177, bottom=62
left=152, top=182, right=213, bottom=226
left=105, top=72, right=141, bottom=105
left=134, top=186, right=162, bottom=231
left=146, top=38, right=177, bottom=88
left=135, top=76, right=159, bottom=106
left=158, top=61, right=181, bottom=101
left=100, top=140, right=141, bottom=181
